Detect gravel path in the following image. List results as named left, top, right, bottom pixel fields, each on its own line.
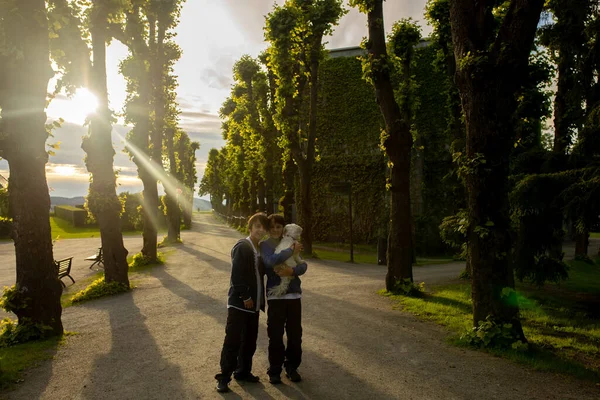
left=2, top=214, right=599, bottom=399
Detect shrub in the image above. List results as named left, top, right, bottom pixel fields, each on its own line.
left=128, top=252, right=165, bottom=269
left=70, top=279, right=130, bottom=304
left=460, top=315, right=529, bottom=351
left=0, top=318, right=54, bottom=348
left=0, top=217, right=12, bottom=239
left=0, top=285, right=27, bottom=314
left=392, top=278, right=425, bottom=297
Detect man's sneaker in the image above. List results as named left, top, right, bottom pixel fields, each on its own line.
left=269, top=374, right=282, bottom=384
left=285, top=369, right=302, bottom=382
left=234, top=372, right=260, bottom=383
left=215, top=374, right=231, bottom=393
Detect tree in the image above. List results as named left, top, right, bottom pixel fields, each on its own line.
left=82, top=0, right=130, bottom=286
left=0, top=0, right=63, bottom=336
left=350, top=0, right=415, bottom=291
left=448, top=0, right=544, bottom=338
left=265, top=0, right=345, bottom=255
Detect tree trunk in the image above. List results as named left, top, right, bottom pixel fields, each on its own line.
left=83, top=10, right=129, bottom=286
left=365, top=0, right=414, bottom=291
left=165, top=128, right=181, bottom=243
left=0, top=0, right=62, bottom=334
left=574, top=229, right=589, bottom=257
left=449, top=0, right=544, bottom=336
left=258, top=177, right=266, bottom=212
left=297, top=162, right=314, bottom=255
left=265, top=163, right=275, bottom=214
left=281, top=156, right=295, bottom=224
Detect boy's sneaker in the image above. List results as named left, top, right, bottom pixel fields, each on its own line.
left=234, top=372, right=260, bottom=383
left=215, top=374, right=231, bottom=393
left=286, top=369, right=302, bottom=382
left=269, top=374, right=282, bottom=384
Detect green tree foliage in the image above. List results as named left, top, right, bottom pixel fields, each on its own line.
left=265, top=0, right=346, bottom=255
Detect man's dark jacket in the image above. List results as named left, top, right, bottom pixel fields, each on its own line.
left=227, top=238, right=265, bottom=313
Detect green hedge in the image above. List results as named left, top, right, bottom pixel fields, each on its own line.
left=54, top=205, right=87, bottom=227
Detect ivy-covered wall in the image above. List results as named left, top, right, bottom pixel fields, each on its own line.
left=413, top=44, right=457, bottom=254
left=310, top=45, right=457, bottom=253
left=311, top=55, right=387, bottom=244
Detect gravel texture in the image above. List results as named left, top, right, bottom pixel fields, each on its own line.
left=2, top=214, right=598, bottom=399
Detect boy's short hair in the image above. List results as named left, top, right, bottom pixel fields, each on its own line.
left=268, top=214, right=285, bottom=227
left=248, top=212, right=269, bottom=231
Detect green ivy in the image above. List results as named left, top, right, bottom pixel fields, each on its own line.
left=70, top=279, right=130, bottom=304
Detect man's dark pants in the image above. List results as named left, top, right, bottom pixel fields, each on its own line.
left=267, top=299, right=302, bottom=376
left=219, top=307, right=260, bottom=378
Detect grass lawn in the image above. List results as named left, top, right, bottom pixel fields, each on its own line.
left=0, top=335, right=67, bottom=389
left=313, top=242, right=453, bottom=266
left=50, top=216, right=167, bottom=240
left=382, top=259, right=600, bottom=381
left=590, top=232, right=600, bottom=238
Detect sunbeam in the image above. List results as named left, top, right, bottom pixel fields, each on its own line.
left=116, top=132, right=194, bottom=225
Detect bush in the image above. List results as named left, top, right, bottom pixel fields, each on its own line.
left=0, top=285, right=27, bottom=314
left=0, top=318, right=54, bottom=348
left=70, top=279, right=130, bottom=304
left=128, top=252, right=165, bottom=269
left=460, top=315, right=528, bottom=351
left=392, top=279, right=425, bottom=297
left=0, top=217, right=12, bottom=239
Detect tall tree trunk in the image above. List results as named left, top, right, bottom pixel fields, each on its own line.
left=265, top=163, right=275, bottom=214
left=258, top=177, right=266, bottom=212
left=281, top=155, right=295, bottom=224
left=574, top=229, right=589, bottom=257
left=365, top=0, right=414, bottom=291
left=0, top=0, right=63, bottom=335
left=165, top=128, right=181, bottom=243
left=83, top=9, right=129, bottom=286
left=449, top=0, right=544, bottom=336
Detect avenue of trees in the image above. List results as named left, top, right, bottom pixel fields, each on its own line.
left=0, top=0, right=198, bottom=339
left=202, top=0, right=600, bottom=346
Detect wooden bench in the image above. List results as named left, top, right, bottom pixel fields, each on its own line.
left=85, top=247, right=104, bottom=269
left=56, top=257, right=74, bottom=288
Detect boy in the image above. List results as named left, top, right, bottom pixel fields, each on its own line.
left=260, top=214, right=307, bottom=384
left=215, top=212, right=269, bottom=393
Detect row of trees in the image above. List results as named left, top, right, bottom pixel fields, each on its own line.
left=0, top=0, right=198, bottom=338
left=202, top=0, right=600, bottom=344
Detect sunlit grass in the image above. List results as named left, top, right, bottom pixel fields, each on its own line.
left=50, top=216, right=165, bottom=239
left=590, top=232, right=600, bottom=238
left=313, top=243, right=453, bottom=266
left=381, top=260, right=600, bottom=380
left=0, top=332, right=75, bottom=389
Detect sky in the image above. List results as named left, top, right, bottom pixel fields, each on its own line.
left=0, top=0, right=431, bottom=199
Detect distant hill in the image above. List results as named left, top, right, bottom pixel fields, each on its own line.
left=193, top=198, right=212, bottom=211
left=50, top=196, right=85, bottom=210
left=51, top=196, right=212, bottom=211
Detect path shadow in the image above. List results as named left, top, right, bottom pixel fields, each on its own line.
left=178, top=244, right=232, bottom=273
left=3, top=337, right=61, bottom=399
left=82, top=292, right=190, bottom=399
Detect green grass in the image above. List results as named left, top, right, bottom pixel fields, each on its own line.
left=381, top=260, right=600, bottom=381
left=590, top=232, right=600, bottom=238
left=312, top=243, right=452, bottom=266
left=50, top=216, right=168, bottom=240
left=0, top=333, right=72, bottom=389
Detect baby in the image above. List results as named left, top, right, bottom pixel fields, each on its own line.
left=269, top=223, right=303, bottom=297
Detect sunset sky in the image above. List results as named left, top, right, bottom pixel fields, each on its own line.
left=0, top=0, right=431, bottom=199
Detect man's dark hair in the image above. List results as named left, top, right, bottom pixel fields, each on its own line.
left=268, top=214, right=285, bottom=227
left=248, top=212, right=269, bottom=231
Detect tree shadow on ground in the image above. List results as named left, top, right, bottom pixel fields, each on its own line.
left=178, top=244, right=232, bottom=273
left=82, top=292, right=190, bottom=399
left=151, top=268, right=397, bottom=399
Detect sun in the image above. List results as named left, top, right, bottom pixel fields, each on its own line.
left=47, top=88, right=99, bottom=125
left=53, top=165, right=77, bottom=176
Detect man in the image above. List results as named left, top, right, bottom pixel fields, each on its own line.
left=215, top=212, right=269, bottom=393
left=260, top=214, right=307, bottom=384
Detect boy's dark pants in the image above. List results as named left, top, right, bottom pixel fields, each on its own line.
left=267, top=299, right=302, bottom=376
left=219, top=307, right=260, bottom=378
